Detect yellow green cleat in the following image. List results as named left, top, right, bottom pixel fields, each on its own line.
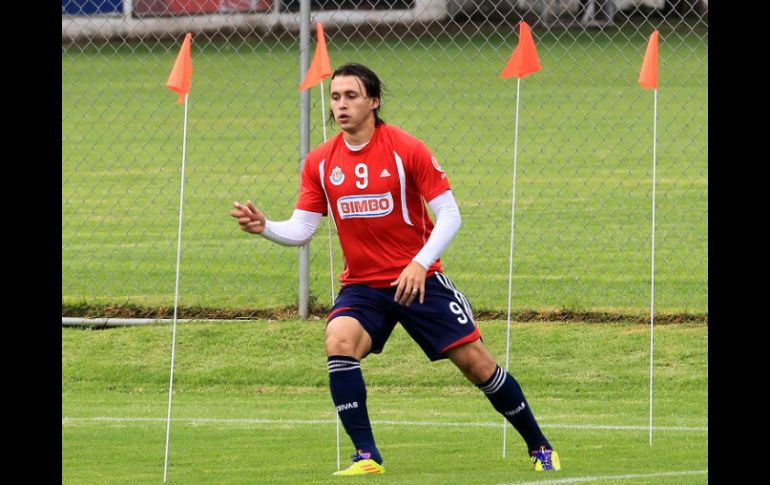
left=531, top=447, right=561, bottom=471
left=333, top=451, right=385, bottom=476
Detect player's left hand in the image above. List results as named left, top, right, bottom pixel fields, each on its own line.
left=391, top=261, right=427, bottom=306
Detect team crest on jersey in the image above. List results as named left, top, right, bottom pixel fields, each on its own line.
left=329, top=166, right=345, bottom=186
left=431, top=156, right=444, bottom=173
left=337, top=193, right=394, bottom=219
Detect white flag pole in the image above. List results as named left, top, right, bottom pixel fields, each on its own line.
left=163, top=92, right=189, bottom=483
left=318, top=80, right=342, bottom=470
left=320, top=80, right=328, bottom=143
left=320, top=80, right=335, bottom=308
left=503, top=77, right=522, bottom=459
left=648, top=87, right=658, bottom=447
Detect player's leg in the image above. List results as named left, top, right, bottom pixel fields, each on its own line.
left=447, top=340, right=558, bottom=468
left=325, top=287, right=394, bottom=475
left=325, top=315, right=372, bottom=360
left=395, top=272, right=559, bottom=470
left=326, top=316, right=384, bottom=473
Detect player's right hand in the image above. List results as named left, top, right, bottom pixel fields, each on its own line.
left=230, top=200, right=266, bottom=234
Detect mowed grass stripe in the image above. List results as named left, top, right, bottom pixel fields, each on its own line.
left=501, top=469, right=708, bottom=485
left=63, top=321, right=706, bottom=484
left=61, top=416, right=708, bottom=432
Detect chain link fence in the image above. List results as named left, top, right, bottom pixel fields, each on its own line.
left=62, top=0, right=707, bottom=320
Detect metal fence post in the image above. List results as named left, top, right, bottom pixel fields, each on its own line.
left=298, top=0, right=311, bottom=319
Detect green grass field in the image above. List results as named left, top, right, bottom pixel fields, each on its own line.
left=62, top=28, right=707, bottom=316
left=62, top=320, right=707, bottom=484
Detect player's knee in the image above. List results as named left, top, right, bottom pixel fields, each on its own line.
left=325, top=332, right=355, bottom=356
left=325, top=317, right=370, bottom=358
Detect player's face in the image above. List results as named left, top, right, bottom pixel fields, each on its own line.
left=329, top=75, right=380, bottom=134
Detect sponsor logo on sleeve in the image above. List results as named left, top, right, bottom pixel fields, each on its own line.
left=337, top=193, right=394, bottom=219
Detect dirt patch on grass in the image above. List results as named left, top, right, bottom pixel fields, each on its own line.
left=62, top=302, right=707, bottom=325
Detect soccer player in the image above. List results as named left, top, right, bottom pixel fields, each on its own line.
left=230, top=63, right=560, bottom=475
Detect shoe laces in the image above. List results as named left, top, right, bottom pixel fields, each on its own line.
left=351, top=450, right=372, bottom=462
left=533, top=446, right=553, bottom=468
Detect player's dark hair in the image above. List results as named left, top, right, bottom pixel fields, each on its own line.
left=329, top=63, right=385, bottom=126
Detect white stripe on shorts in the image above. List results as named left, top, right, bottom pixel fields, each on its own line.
left=434, top=272, right=475, bottom=324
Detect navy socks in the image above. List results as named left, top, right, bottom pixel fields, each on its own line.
left=328, top=358, right=548, bottom=460
left=478, top=365, right=551, bottom=452
left=328, top=355, right=383, bottom=464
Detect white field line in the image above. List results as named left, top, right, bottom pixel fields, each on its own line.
left=61, top=416, right=707, bottom=432
left=498, top=469, right=708, bottom=485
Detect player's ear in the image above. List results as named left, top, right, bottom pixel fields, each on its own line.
left=370, top=97, right=381, bottom=111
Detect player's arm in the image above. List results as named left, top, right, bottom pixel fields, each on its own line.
left=231, top=149, right=327, bottom=246
left=230, top=200, right=322, bottom=246
left=392, top=190, right=461, bottom=305
left=413, top=189, right=461, bottom=269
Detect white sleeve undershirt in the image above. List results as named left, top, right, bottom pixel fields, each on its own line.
left=259, top=135, right=363, bottom=246
left=258, top=190, right=461, bottom=269
left=260, top=209, right=322, bottom=246
left=412, top=190, right=462, bottom=270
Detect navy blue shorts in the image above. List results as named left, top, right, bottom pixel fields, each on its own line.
left=326, top=272, right=481, bottom=361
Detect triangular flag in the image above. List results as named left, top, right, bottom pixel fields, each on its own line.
left=299, top=22, right=332, bottom=91
left=500, top=21, right=541, bottom=79
left=165, top=33, right=193, bottom=104
left=639, top=30, right=659, bottom=90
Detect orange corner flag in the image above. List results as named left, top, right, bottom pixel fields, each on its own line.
left=166, top=33, right=193, bottom=104
left=300, top=22, right=332, bottom=91
left=500, top=21, right=541, bottom=79
left=639, top=30, right=659, bottom=90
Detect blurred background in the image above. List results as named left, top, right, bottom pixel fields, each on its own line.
left=61, top=0, right=707, bottom=320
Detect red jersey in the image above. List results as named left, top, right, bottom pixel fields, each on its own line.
left=296, top=124, right=451, bottom=288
